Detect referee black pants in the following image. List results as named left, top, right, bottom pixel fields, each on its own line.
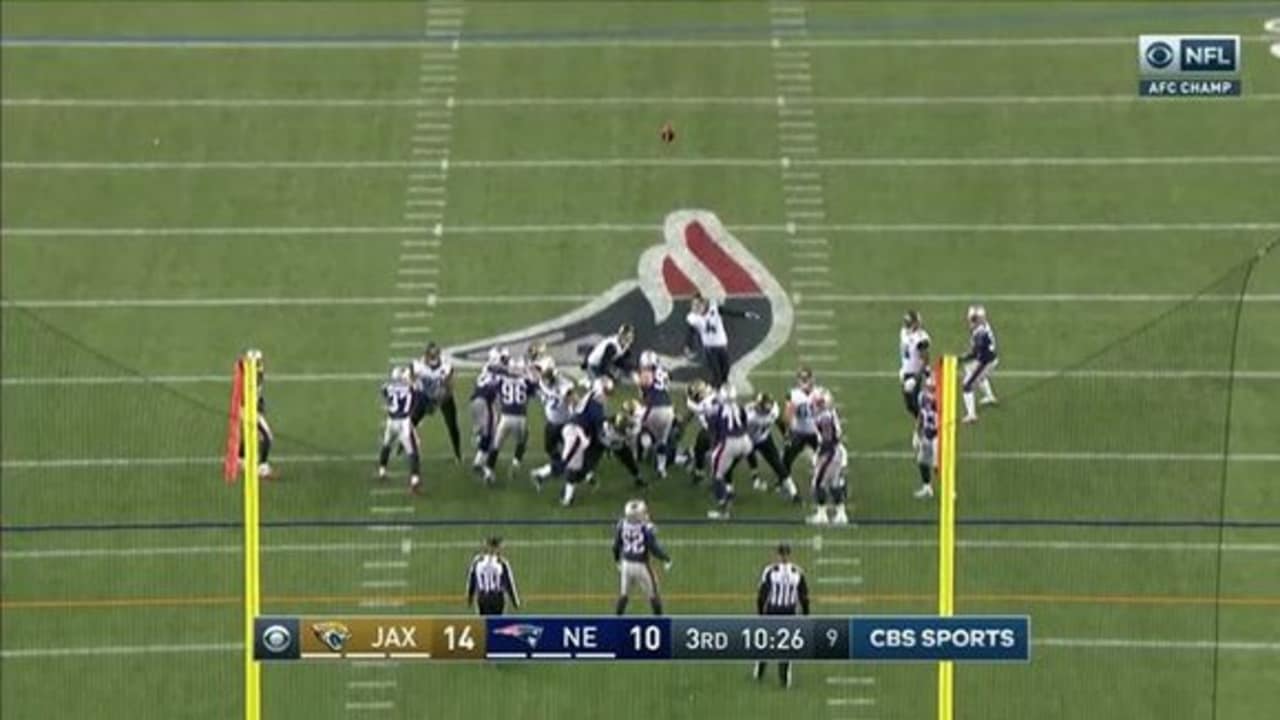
left=477, top=592, right=505, bottom=616
left=755, top=607, right=796, bottom=687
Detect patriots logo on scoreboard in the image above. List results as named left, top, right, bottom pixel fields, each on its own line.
left=311, top=622, right=352, bottom=653
left=443, top=209, right=794, bottom=392
left=492, top=623, right=545, bottom=649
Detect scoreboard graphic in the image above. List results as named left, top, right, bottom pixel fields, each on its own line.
left=254, top=615, right=1030, bottom=663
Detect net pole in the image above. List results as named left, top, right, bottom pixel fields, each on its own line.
left=242, top=355, right=262, bottom=720
left=937, top=355, right=958, bottom=720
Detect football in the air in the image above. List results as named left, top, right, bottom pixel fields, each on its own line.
left=660, top=122, right=675, bottom=143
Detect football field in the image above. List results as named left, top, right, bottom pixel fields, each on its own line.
left=3, top=2, right=1280, bottom=718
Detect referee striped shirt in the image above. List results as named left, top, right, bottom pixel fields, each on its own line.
left=757, top=562, right=810, bottom=615
left=466, top=553, right=520, bottom=608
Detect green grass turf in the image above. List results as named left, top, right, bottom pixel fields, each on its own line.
left=3, top=2, right=1280, bottom=719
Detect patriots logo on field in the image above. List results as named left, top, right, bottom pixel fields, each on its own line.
left=492, top=623, right=545, bottom=649
left=311, top=622, right=352, bottom=653
left=444, top=209, right=793, bottom=391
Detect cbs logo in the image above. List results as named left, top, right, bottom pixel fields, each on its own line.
left=261, top=624, right=293, bottom=654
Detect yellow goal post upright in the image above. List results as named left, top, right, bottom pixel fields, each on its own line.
left=240, top=352, right=263, bottom=720
left=936, top=355, right=959, bottom=720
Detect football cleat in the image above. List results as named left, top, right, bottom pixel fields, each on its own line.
left=962, top=414, right=979, bottom=424
left=752, top=475, right=768, bottom=492
left=409, top=475, right=422, bottom=494
left=914, top=484, right=935, bottom=499
left=805, top=508, right=830, bottom=525
left=706, top=508, right=730, bottom=520
left=832, top=506, right=849, bottom=525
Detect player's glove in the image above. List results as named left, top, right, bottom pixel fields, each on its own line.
left=663, top=560, right=673, bottom=572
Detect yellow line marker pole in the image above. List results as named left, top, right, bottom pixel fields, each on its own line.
left=242, top=355, right=261, bottom=720
left=937, top=355, right=958, bottom=720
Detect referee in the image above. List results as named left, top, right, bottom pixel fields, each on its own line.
left=753, top=543, right=809, bottom=689
left=466, top=537, right=521, bottom=616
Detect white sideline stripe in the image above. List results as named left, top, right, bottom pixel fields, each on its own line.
left=10, top=155, right=1273, bottom=170
left=8, top=93, right=1280, bottom=109
left=1037, top=638, right=1280, bottom=651
left=6, top=221, right=1280, bottom=240
left=345, top=701, right=396, bottom=711
left=362, top=560, right=409, bottom=570
left=6, top=449, right=1278, bottom=470
left=360, top=580, right=409, bottom=589
left=15, top=35, right=1276, bottom=49
left=815, top=576, right=864, bottom=585
left=5, top=368, right=1280, bottom=388
left=7, top=537, right=1280, bottom=561
left=828, top=698, right=877, bottom=707
left=0, top=643, right=240, bottom=658
left=825, top=676, right=876, bottom=685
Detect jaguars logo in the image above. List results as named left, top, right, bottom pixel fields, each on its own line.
left=311, top=622, right=352, bottom=653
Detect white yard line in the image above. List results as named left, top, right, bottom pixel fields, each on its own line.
left=6, top=450, right=1278, bottom=471
left=2, top=34, right=1276, bottom=49
left=8, top=93, right=1280, bottom=108
left=6, top=221, right=1279, bottom=239
left=13, top=155, right=1275, bottom=170
left=7, top=537, right=1280, bottom=561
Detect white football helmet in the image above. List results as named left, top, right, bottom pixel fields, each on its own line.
left=639, top=350, right=659, bottom=369
left=624, top=498, right=648, bottom=521
left=391, top=366, right=412, bottom=384
left=967, top=305, right=987, bottom=323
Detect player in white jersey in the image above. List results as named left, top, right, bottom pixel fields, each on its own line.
left=679, top=380, right=720, bottom=483
left=603, top=401, right=646, bottom=488
left=377, top=367, right=422, bottom=493
left=556, top=401, right=592, bottom=508
left=961, top=305, right=1000, bottom=423
left=745, top=393, right=799, bottom=501
left=236, top=348, right=274, bottom=479
left=583, top=324, right=635, bottom=381
left=781, top=367, right=820, bottom=487
left=635, top=350, right=676, bottom=478
left=913, top=375, right=939, bottom=499
left=806, top=390, right=849, bottom=526
left=531, top=357, right=574, bottom=484
left=899, top=310, right=932, bottom=418
left=410, top=342, right=462, bottom=463
left=684, top=293, right=760, bottom=388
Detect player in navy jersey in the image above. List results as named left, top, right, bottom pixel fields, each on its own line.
left=576, top=377, right=613, bottom=486
left=635, top=350, right=677, bottom=478
left=613, top=499, right=672, bottom=616
left=377, top=366, right=422, bottom=493
left=603, top=401, right=646, bottom=488
left=679, top=380, right=719, bottom=484
left=707, top=390, right=752, bottom=520
left=482, top=359, right=541, bottom=485
left=410, top=342, right=462, bottom=463
left=548, top=388, right=591, bottom=507
left=745, top=393, right=799, bottom=502
left=237, top=349, right=274, bottom=479
left=913, top=375, right=939, bottom=499
left=469, top=347, right=506, bottom=473
left=960, top=305, right=999, bottom=423
left=806, top=390, right=849, bottom=525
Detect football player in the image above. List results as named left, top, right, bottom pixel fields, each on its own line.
left=961, top=305, right=999, bottom=423
left=635, top=350, right=676, bottom=478
left=530, top=357, right=573, bottom=486
left=914, top=374, right=939, bottom=499
left=746, top=393, right=799, bottom=502
left=899, top=310, right=932, bottom=417
left=576, top=377, right=613, bottom=487
left=603, top=400, right=646, bottom=488
left=554, top=388, right=592, bottom=507
left=582, top=324, right=636, bottom=381
left=410, top=342, right=462, bottom=463
left=684, top=292, right=761, bottom=388
left=613, top=499, right=672, bottom=616
left=707, top=388, right=752, bottom=520
left=680, top=380, right=719, bottom=483
left=237, top=348, right=273, bottom=479
left=806, top=389, right=849, bottom=526
left=469, top=347, right=506, bottom=473
left=377, top=366, right=422, bottom=493
left=781, top=367, right=820, bottom=483
left=482, top=358, right=540, bottom=485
